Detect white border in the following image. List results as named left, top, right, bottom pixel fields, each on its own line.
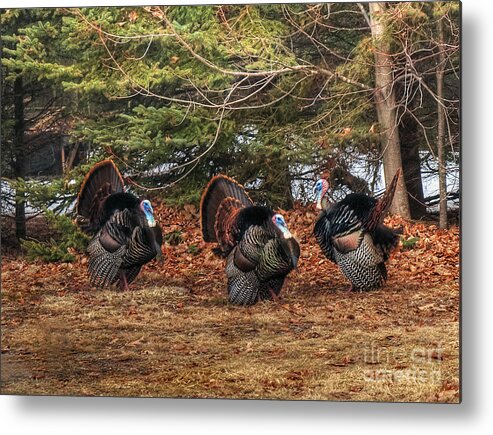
left=1, top=0, right=492, bottom=434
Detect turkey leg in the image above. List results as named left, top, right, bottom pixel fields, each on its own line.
left=268, top=287, right=281, bottom=303
left=119, top=271, right=129, bottom=291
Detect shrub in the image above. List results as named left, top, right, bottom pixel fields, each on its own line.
left=22, top=211, right=90, bottom=262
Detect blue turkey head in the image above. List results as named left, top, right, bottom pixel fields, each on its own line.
left=272, top=213, right=292, bottom=239
left=313, top=178, right=330, bottom=210
left=140, top=199, right=156, bottom=227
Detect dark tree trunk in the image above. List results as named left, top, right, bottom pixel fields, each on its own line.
left=13, top=75, right=26, bottom=241
left=64, top=141, right=80, bottom=174
left=436, top=16, right=448, bottom=229
left=399, top=115, right=427, bottom=219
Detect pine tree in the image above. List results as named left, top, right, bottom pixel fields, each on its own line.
left=2, top=9, right=89, bottom=242
left=2, top=3, right=460, bottom=247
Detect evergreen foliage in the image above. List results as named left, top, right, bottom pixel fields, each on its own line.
left=21, top=211, right=90, bottom=262
left=1, top=3, right=460, bottom=256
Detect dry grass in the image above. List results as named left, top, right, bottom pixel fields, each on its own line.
left=1, top=266, right=459, bottom=402
left=1, top=207, right=460, bottom=402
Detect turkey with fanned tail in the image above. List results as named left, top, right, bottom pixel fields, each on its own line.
left=200, top=175, right=300, bottom=305
left=75, top=159, right=163, bottom=290
left=313, top=169, right=402, bottom=292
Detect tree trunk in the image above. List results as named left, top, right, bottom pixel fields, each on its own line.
left=64, top=141, right=80, bottom=174
left=399, top=114, right=427, bottom=219
left=369, top=2, right=411, bottom=219
left=13, top=75, right=26, bottom=241
left=436, top=16, right=448, bottom=229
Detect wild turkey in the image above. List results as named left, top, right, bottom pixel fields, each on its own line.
left=200, top=174, right=300, bottom=305
left=313, top=169, right=401, bottom=291
left=75, top=159, right=163, bottom=290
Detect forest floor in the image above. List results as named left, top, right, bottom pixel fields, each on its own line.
left=1, top=203, right=460, bottom=403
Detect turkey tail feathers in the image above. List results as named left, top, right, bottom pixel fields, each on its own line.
left=214, top=197, right=245, bottom=253
left=76, top=160, right=125, bottom=235
left=200, top=175, right=253, bottom=246
left=366, top=168, right=401, bottom=231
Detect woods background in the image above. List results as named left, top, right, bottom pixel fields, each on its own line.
left=1, top=2, right=460, bottom=254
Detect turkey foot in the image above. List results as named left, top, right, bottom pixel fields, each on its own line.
left=345, top=283, right=355, bottom=293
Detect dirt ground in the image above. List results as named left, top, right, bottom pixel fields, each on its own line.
left=0, top=204, right=460, bottom=402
